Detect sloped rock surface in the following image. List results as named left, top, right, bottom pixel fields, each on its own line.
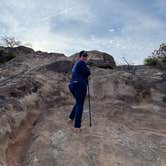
left=0, top=47, right=165, bottom=166
left=22, top=66, right=166, bottom=166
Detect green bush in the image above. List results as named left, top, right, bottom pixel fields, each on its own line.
left=144, top=57, right=159, bottom=66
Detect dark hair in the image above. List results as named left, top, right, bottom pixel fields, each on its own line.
left=79, top=50, right=88, bottom=57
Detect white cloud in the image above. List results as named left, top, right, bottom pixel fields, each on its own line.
left=108, top=28, right=115, bottom=32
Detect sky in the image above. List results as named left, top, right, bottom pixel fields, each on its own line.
left=0, top=0, right=166, bottom=64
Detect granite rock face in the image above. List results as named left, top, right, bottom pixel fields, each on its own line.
left=0, top=47, right=165, bottom=166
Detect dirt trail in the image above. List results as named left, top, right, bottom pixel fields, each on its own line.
left=6, top=111, right=39, bottom=166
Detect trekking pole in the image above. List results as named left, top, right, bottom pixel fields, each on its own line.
left=87, top=79, right=92, bottom=127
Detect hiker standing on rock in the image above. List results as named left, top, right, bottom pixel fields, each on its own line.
left=68, top=51, right=91, bottom=133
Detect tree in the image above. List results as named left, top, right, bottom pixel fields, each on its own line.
left=144, top=43, right=166, bottom=68
left=1, top=36, right=21, bottom=48
left=152, top=43, right=166, bottom=58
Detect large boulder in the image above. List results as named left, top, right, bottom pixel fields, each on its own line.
left=68, top=50, right=116, bottom=69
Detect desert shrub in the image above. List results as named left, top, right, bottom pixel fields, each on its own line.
left=144, top=43, right=166, bottom=68
left=144, top=57, right=159, bottom=66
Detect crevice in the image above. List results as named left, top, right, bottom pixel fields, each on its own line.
left=5, top=110, right=40, bottom=166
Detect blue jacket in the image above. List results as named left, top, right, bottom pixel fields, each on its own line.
left=71, top=60, right=90, bottom=85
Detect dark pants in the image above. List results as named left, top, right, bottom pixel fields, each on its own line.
left=69, top=81, right=87, bottom=128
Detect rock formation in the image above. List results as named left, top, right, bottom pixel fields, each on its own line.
left=0, top=47, right=165, bottom=166
left=69, top=50, right=116, bottom=69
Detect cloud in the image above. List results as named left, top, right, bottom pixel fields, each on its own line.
left=108, top=29, right=116, bottom=32
left=153, top=0, right=166, bottom=14
left=0, top=0, right=165, bottom=64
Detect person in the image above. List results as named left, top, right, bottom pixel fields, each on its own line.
left=68, top=50, right=91, bottom=133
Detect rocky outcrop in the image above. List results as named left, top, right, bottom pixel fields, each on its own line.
left=69, top=50, right=116, bottom=69
left=44, top=60, right=73, bottom=73
left=0, top=46, right=67, bottom=80
left=0, top=47, right=165, bottom=166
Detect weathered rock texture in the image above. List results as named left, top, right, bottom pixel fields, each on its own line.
left=69, top=50, right=116, bottom=69
left=0, top=47, right=165, bottom=166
